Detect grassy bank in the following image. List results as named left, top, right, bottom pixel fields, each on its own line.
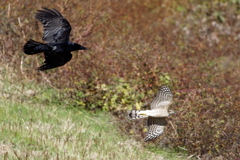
left=0, top=72, right=185, bottom=159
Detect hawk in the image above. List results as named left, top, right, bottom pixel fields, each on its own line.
left=128, top=85, right=174, bottom=141
left=23, top=7, right=87, bottom=71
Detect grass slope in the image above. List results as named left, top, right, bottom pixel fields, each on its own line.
left=0, top=75, right=184, bottom=160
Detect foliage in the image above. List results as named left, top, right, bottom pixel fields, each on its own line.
left=74, top=78, right=146, bottom=112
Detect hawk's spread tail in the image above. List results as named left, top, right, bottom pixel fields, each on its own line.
left=128, top=110, right=148, bottom=119
left=23, top=39, right=50, bottom=55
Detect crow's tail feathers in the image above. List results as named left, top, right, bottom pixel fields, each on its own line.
left=23, top=39, right=50, bottom=55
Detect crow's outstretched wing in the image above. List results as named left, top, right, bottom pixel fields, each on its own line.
left=35, top=7, right=71, bottom=43
left=38, top=51, right=72, bottom=71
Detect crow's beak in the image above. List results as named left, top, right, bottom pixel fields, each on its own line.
left=81, top=46, right=88, bottom=50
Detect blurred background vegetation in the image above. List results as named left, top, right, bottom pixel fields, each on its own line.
left=0, top=0, right=239, bottom=159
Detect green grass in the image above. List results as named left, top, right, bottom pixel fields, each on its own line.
left=0, top=73, right=185, bottom=160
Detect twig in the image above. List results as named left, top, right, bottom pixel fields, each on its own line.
left=39, top=71, right=58, bottom=90
left=18, top=17, right=26, bottom=39
left=169, top=120, right=178, bottom=138
left=7, top=3, right=11, bottom=17
left=13, top=150, right=21, bottom=160
left=177, top=146, right=188, bottom=151
left=187, top=152, right=198, bottom=159
left=20, top=56, right=31, bottom=81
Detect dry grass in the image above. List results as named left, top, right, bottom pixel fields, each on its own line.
left=0, top=0, right=239, bottom=159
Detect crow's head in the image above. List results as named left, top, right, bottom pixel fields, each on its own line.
left=71, top=43, right=87, bottom=51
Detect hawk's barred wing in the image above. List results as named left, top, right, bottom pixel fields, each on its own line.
left=145, top=117, right=167, bottom=141
left=150, top=85, right=173, bottom=110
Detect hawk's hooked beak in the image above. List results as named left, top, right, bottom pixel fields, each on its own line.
left=169, top=110, right=175, bottom=115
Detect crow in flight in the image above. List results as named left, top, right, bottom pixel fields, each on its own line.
left=23, top=7, right=87, bottom=71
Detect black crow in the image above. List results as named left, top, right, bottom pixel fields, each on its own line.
left=23, top=7, right=87, bottom=71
